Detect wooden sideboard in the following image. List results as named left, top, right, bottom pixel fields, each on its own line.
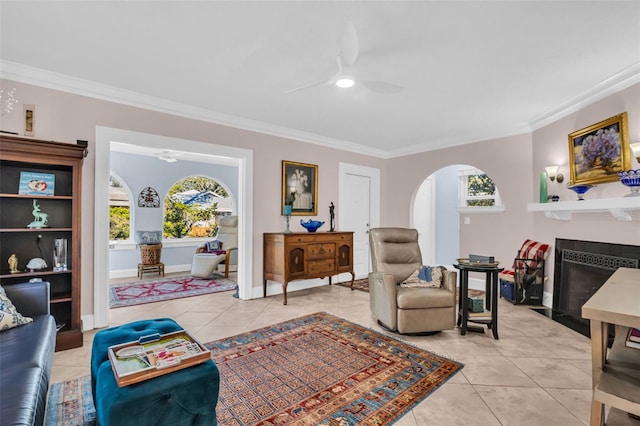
left=263, top=231, right=355, bottom=305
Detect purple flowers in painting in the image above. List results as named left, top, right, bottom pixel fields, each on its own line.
left=577, top=124, right=621, bottom=173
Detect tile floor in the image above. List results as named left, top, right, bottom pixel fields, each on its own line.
left=51, top=274, right=638, bottom=426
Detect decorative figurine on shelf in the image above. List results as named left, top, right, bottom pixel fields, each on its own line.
left=27, top=200, right=49, bottom=228
left=8, top=254, right=19, bottom=274
left=329, top=202, right=335, bottom=232
left=26, top=257, right=47, bottom=271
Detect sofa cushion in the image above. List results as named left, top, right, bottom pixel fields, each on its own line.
left=0, top=315, right=56, bottom=426
left=135, top=230, right=162, bottom=244
left=206, top=240, right=222, bottom=252
left=0, top=285, right=33, bottom=331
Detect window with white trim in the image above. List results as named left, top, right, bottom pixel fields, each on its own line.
left=458, top=168, right=502, bottom=208
left=109, top=173, right=131, bottom=241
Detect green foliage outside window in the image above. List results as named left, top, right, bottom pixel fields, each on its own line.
left=109, top=175, right=130, bottom=240
left=164, top=176, right=228, bottom=239
left=466, top=174, right=496, bottom=206
left=109, top=206, right=130, bottom=240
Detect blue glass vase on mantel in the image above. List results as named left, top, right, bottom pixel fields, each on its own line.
left=567, top=184, right=594, bottom=201
left=618, top=169, right=640, bottom=197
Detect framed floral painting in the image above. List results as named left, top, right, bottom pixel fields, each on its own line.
left=282, top=160, right=318, bottom=216
left=568, top=112, right=630, bottom=185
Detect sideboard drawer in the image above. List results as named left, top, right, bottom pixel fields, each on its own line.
left=308, top=243, right=335, bottom=260
left=307, top=259, right=336, bottom=275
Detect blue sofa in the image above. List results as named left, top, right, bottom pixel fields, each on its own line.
left=0, top=281, right=57, bottom=426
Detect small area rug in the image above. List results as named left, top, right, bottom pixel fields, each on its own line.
left=46, top=312, right=463, bottom=426
left=109, top=274, right=236, bottom=308
left=336, top=277, right=369, bottom=292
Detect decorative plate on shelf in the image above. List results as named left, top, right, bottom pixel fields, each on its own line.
left=456, top=258, right=501, bottom=268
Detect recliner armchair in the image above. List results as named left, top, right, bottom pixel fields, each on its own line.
left=191, top=215, right=238, bottom=278
left=368, top=228, right=457, bottom=334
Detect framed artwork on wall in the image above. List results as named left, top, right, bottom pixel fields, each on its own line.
left=282, top=160, right=318, bottom=216
left=568, top=112, right=630, bottom=185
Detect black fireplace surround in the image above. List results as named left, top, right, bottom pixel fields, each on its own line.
left=536, top=238, right=640, bottom=337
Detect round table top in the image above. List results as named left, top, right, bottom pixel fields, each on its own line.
left=453, top=262, right=504, bottom=272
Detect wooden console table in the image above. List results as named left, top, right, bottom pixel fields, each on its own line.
left=263, top=231, right=355, bottom=305
left=582, top=267, right=640, bottom=425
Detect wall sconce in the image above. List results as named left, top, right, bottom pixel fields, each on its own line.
left=545, top=166, right=564, bottom=183
left=630, top=142, right=640, bottom=163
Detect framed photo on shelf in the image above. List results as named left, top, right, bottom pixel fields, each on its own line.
left=282, top=160, right=318, bottom=216
left=568, top=112, right=630, bottom=185
left=18, top=171, right=55, bottom=196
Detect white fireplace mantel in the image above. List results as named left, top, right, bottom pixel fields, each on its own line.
left=527, top=197, right=640, bottom=221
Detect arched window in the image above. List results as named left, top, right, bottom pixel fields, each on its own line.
left=163, top=176, right=231, bottom=239
left=109, top=173, right=132, bottom=240
left=458, top=168, right=502, bottom=207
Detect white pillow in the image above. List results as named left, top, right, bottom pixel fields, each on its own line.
left=401, top=266, right=444, bottom=288
left=0, top=286, right=33, bottom=331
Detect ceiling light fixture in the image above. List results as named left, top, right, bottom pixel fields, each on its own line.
left=336, top=77, right=355, bottom=88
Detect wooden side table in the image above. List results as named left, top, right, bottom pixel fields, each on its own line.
left=582, top=267, right=640, bottom=425
left=454, top=263, right=504, bottom=340
left=137, top=263, right=165, bottom=278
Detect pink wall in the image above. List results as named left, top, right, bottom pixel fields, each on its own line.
left=0, top=80, right=386, bottom=315
left=385, top=83, right=640, bottom=302
left=1, top=79, right=637, bottom=316
left=530, top=83, right=640, bottom=297
left=385, top=133, right=535, bottom=271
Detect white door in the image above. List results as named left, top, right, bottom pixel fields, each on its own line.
left=339, top=163, right=381, bottom=279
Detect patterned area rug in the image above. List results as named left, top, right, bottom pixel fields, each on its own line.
left=109, top=274, right=237, bottom=308
left=336, top=277, right=369, bottom=292
left=46, top=312, right=463, bottom=426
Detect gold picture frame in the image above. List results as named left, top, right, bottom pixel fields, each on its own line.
left=282, top=160, right=318, bottom=216
left=568, top=112, right=630, bottom=185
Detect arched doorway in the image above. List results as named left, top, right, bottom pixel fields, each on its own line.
left=413, top=164, right=503, bottom=268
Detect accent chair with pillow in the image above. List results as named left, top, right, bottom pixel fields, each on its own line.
left=368, top=228, right=457, bottom=334
left=191, top=215, right=238, bottom=278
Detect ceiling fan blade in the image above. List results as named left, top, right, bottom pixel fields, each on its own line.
left=285, top=77, right=332, bottom=94
left=361, top=80, right=404, bottom=94
left=340, top=20, right=359, bottom=67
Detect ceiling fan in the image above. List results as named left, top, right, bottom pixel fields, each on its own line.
left=286, top=21, right=403, bottom=94
left=157, top=150, right=180, bottom=163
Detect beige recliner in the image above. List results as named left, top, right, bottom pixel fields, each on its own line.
left=191, top=215, right=238, bottom=278
left=368, top=228, right=457, bottom=334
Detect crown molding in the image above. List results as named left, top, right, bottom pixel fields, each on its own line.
left=2, top=60, right=637, bottom=159
left=0, top=61, right=389, bottom=158
left=529, top=63, right=640, bottom=131
left=385, top=122, right=533, bottom=158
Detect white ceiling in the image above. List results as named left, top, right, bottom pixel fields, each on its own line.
left=1, top=1, right=639, bottom=158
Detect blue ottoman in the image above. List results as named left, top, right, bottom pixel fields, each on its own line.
left=91, top=318, right=219, bottom=426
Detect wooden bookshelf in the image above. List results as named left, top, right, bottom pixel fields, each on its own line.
left=0, top=136, right=87, bottom=351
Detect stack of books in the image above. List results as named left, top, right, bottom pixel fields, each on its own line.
left=625, top=328, right=640, bottom=349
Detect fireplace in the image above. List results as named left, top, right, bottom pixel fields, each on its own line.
left=534, top=238, right=640, bottom=337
